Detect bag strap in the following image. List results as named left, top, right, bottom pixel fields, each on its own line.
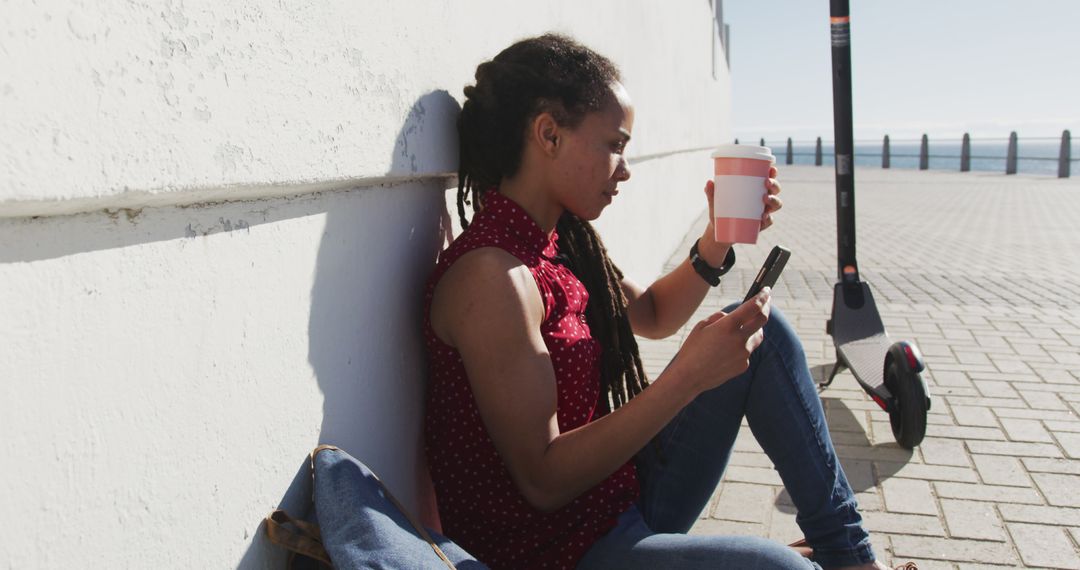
left=264, top=509, right=332, bottom=566
left=311, top=445, right=457, bottom=570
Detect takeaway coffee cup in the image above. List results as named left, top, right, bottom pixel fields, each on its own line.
left=711, top=144, right=776, bottom=244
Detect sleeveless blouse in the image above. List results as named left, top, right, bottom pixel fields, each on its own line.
left=422, top=191, right=639, bottom=570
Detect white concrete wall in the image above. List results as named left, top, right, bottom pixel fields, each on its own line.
left=0, top=1, right=731, bottom=567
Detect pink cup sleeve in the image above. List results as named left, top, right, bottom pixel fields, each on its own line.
left=714, top=157, right=774, bottom=177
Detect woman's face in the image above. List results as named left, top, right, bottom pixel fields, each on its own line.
left=550, top=81, right=634, bottom=221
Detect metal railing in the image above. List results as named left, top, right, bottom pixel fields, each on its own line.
left=736, top=130, right=1075, bottom=178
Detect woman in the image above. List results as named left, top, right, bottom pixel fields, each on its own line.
left=423, top=34, right=898, bottom=570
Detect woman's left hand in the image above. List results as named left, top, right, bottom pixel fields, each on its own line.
left=761, top=165, right=783, bottom=231
left=699, top=166, right=784, bottom=266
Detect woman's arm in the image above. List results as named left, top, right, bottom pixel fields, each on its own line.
left=620, top=244, right=722, bottom=340
left=624, top=170, right=782, bottom=339
left=430, top=247, right=771, bottom=513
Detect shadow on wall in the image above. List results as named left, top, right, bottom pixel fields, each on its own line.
left=238, top=91, right=460, bottom=568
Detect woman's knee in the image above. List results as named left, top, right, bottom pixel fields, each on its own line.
left=674, top=535, right=817, bottom=569
left=723, top=301, right=801, bottom=348
left=763, top=304, right=798, bottom=339
left=723, top=300, right=792, bottom=326
left=583, top=533, right=817, bottom=570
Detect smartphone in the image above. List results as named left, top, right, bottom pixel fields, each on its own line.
left=744, top=245, right=791, bottom=302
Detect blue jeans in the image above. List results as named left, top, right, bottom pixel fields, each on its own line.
left=313, top=447, right=489, bottom=569
left=577, top=306, right=875, bottom=569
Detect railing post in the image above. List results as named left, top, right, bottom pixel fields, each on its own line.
left=786, top=138, right=793, bottom=165
left=815, top=137, right=823, bottom=166
left=960, top=133, right=971, bottom=172
left=882, top=135, right=890, bottom=169
left=760, top=137, right=765, bottom=147
left=919, top=134, right=929, bottom=170
left=1006, top=131, right=1018, bottom=174
left=1059, top=130, right=1071, bottom=178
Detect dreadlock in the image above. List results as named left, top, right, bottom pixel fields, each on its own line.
left=554, top=213, right=649, bottom=409
left=456, top=33, right=649, bottom=410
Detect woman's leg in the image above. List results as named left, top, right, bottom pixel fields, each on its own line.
left=577, top=505, right=818, bottom=570
left=738, top=305, right=874, bottom=567
left=632, top=305, right=875, bottom=568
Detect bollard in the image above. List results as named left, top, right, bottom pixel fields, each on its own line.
left=760, top=137, right=765, bottom=147
left=960, top=133, right=971, bottom=172
left=815, top=137, right=823, bottom=166
left=1060, top=130, right=1071, bottom=178
left=786, top=138, right=793, bottom=165
left=919, top=134, right=929, bottom=170
left=734, top=138, right=739, bottom=144
left=882, top=135, right=890, bottom=169
left=1006, top=131, right=1017, bottom=174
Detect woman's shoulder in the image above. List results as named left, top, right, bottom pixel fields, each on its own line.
left=433, top=216, right=536, bottom=299
left=426, top=214, right=551, bottom=324
left=429, top=245, right=545, bottom=345
left=437, top=218, right=533, bottom=269
left=438, top=246, right=532, bottom=297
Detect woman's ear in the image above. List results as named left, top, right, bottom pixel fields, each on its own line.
left=532, top=112, right=561, bottom=157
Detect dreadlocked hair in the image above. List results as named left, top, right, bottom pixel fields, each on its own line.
left=456, top=33, right=649, bottom=411
left=555, top=213, right=649, bottom=410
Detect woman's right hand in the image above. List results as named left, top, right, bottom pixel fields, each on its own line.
left=669, top=289, right=772, bottom=395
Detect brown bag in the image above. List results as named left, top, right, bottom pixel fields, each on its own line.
left=265, top=509, right=332, bottom=569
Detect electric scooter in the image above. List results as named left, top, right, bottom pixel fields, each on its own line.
left=820, top=0, right=930, bottom=449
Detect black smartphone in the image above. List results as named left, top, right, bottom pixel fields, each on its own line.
left=744, top=245, right=791, bottom=302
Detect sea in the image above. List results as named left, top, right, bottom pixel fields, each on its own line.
left=754, top=138, right=1076, bottom=177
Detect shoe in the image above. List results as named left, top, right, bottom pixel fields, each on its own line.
left=785, top=540, right=919, bottom=570
left=786, top=538, right=812, bottom=559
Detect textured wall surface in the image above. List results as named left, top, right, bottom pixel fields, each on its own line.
left=0, top=1, right=731, bottom=567
left=0, top=182, right=447, bottom=567
left=2, top=1, right=728, bottom=217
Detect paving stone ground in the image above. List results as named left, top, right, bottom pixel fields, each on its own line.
left=636, top=166, right=1080, bottom=569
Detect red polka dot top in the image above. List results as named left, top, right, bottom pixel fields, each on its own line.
left=423, top=191, right=639, bottom=570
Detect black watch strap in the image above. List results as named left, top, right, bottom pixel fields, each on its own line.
left=689, top=240, right=736, bottom=286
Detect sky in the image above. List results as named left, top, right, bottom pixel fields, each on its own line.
left=725, top=0, right=1080, bottom=143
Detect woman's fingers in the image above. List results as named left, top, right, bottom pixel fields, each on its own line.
left=746, top=328, right=765, bottom=352
left=703, top=310, right=727, bottom=326
left=692, top=310, right=727, bottom=335
left=691, top=310, right=727, bottom=334
left=712, top=289, right=771, bottom=336
left=679, top=293, right=772, bottom=392
left=764, top=194, right=783, bottom=211
left=761, top=194, right=783, bottom=229
left=765, top=175, right=782, bottom=196
left=761, top=171, right=782, bottom=230
left=704, top=178, right=715, bottom=223
left=739, top=306, right=770, bottom=338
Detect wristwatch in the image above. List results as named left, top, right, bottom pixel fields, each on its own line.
left=689, top=240, right=735, bottom=286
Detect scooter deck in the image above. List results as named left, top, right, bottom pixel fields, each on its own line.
left=831, top=281, right=892, bottom=396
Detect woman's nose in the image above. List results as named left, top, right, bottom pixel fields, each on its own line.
left=615, top=157, right=631, bottom=182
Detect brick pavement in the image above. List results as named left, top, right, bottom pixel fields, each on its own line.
left=635, top=166, right=1080, bottom=568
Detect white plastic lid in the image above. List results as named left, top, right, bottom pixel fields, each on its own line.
left=711, top=144, right=775, bottom=162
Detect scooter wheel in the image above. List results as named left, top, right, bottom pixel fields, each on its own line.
left=885, top=359, right=928, bottom=449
